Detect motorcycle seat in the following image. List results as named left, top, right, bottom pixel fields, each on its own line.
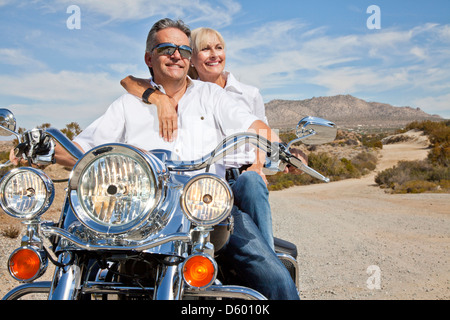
left=274, top=237, right=297, bottom=259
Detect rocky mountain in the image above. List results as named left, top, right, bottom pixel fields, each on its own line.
left=265, top=94, right=443, bottom=130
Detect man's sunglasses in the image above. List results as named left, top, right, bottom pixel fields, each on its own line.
left=151, top=43, right=193, bottom=59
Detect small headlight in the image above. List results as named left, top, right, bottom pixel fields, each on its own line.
left=0, top=167, right=54, bottom=220
left=181, top=174, right=233, bottom=227
left=8, top=246, right=48, bottom=282
left=182, top=253, right=217, bottom=289
left=69, top=144, right=164, bottom=235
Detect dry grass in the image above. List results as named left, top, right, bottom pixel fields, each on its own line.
left=1, top=225, right=20, bottom=239
left=375, top=160, right=450, bottom=193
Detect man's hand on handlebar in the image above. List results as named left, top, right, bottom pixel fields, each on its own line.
left=286, top=148, right=308, bottom=174
left=8, top=129, right=55, bottom=167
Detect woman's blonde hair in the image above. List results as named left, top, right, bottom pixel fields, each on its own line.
left=190, top=27, right=226, bottom=53
left=188, top=27, right=226, bottom=79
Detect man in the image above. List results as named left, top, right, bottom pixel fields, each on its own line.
left=14, top=18, right=299, bottom=300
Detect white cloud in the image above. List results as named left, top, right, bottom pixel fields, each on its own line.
left=0, top=48, right=46, bottom=69
left=215, top=20, right=450, bottom=118
left=0, top=71, right=119, bottom=102
left=309, top=66, right=413, bottom=96
left=410, top=46, right=427, bottom=60
left=108, top=63, right=143, bottom=77
left=186, top=0, right=241, bottom=27
left=0, top=0, right=13, bottom=6
left=50, top=0, right=241, bottom=27
left=414, top=94, right=450, bottom=118
left=6, top=101, right=110, bottom=130
left=437, top=24, right=450, bottom=42
left=0, top=70, right=125, bottom=128
left=226, top=21, right=450, bottom=101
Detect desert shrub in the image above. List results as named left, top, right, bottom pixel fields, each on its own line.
left=426, top=164, right=450, bottom=181
left=351, top=151, right=378, bottom=173
left=440, top=180, right=450, bottom=190
left=382, top=134, right=412, bottom=145
left=310, top=151, right=378, bottom=180
left=268, top=150, right=378, bottom=190
left=375, top=160, right=427, bottom=186
left=361, top=133, right=385, bottom=149
left=340, top=158, right=360, bottom=178
left=428, top=142, right=450, bottom=167
left=0, top=150, right=9, bottom=162
left=375, top=160, right=450, bottom=193
left=392, top=180, right=439, bottom=194
left=60, top=122, right=82, bottom=140
left=1, top=225, right=20, bottom=239
left=308, top=152, right=345, bottom=178
left=405, top=120, right=449, bottom=139
left=307, top=152, right=360, bottom=180
left=267, top=170, right=314, bottom=191
left=279, top=132, right=298, bottom=144
left=0, top=151, right=11, bottom=177
left=406, top=120, right=449, bottom=167
left=375, top=120, right=450, bottom=193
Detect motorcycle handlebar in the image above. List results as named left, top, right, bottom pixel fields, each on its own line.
left=286, top=155, right=330, bottom=183
left=46, top=128, right=84, bottom=160
left=165, top=132, right=330, bottom=183
left=11, top=129, right=329, bottom=183
left=164, top=132, right=274, bottom=172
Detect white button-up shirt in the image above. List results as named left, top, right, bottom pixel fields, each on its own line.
left=221, top=72, right=268, bottom=168
left=224, top=72, right=267, bottom=124
left=74, top=79, right=259, bottom=178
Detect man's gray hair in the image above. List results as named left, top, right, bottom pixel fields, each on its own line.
left=145, top=18, right=191, bottom=53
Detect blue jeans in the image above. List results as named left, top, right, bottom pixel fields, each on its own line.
left=220, top=206, right=299, bottom=300
left=228, top=171, right=274, bottom=250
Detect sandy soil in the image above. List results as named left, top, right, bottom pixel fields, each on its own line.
left=0, top=130, right=448, bottom=300
left=270, top=130, right=449, bottom=299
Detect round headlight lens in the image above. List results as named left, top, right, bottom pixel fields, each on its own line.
left=70, top=145, right=163, bottom=235
left=181, top=174, right=233, bottom=227
left=8, top=246, right=48, bottom=282
left=0, top=167, right=54, bottom=220
left=183, top=254, right=217, bottom=289
left=79, top=154, right=155, bottom=230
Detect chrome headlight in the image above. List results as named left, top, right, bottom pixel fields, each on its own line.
left=181, top=174, right=233, bottom=227
left=69, top=144, right=164, bottom=235
left=0, top=167, right=54, bottom=220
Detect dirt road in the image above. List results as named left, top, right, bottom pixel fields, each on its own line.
left=270, top=131, right=449, bottom=299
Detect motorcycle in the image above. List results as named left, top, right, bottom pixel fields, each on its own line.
left=0, top=108, right=336, bottom=300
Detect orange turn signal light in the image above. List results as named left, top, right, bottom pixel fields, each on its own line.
left=183, top=254, right=217, bottom=289
left=8, top=247, right=45, bottom=282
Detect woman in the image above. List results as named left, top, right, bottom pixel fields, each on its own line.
left=188, top=28, right=267, bottom=122
left=121, top=27, right=306, bottom=250
left=188, top=28, right=269, bottom=178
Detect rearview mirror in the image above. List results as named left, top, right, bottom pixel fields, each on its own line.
left=295, top=116, right=337, bottom=145
left=285, top=116, right=337, bottom=149
left=0, top=108, right=17, bottom=136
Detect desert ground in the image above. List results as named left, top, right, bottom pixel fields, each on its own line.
left=0, top=130, right=448, bottom=299
left=270, top=130, right=449, bottom=299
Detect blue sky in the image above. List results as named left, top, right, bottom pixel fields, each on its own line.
left=0, top=0, right=449, bottom=130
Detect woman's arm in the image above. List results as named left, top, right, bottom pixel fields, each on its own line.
left=121, top=75, right=178, bottom=142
